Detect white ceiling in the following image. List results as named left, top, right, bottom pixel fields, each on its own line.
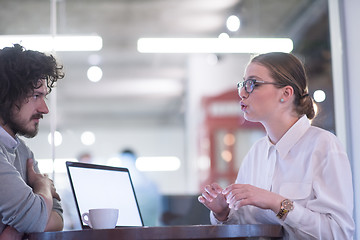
left=0, top=0, right=328, bottom=129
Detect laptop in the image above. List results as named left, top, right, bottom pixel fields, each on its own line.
left=66, top=161, right=144, bottom=228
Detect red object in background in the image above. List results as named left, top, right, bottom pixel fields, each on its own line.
left=199, top=89, right=264, bottom=190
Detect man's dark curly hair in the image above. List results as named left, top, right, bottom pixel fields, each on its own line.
left=0, top=44, right=64, bottom=124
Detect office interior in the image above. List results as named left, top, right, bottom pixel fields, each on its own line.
left=1, top=0, right=359, bottom=237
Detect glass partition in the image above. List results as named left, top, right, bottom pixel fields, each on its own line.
left=0, top=0, right=333, bottom=229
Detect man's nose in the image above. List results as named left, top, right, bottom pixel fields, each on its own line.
left=39, top=98, right=49, bottom=114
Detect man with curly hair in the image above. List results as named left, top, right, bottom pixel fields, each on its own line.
left=0, top=44, right=64, bottom=239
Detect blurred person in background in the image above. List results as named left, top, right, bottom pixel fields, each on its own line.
left=0, top=44, right=64, bottom=239
left=108, top=148, right=162, bottom=226
left=198, top=52, right=354, bottom=239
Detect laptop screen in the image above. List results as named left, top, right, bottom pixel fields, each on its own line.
left=66, top=161, right=143, bottom=228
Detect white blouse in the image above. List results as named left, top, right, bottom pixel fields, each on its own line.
left=211, top=115, right=355, bottom=240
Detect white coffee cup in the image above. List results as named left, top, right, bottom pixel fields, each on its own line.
left=81, top=208, right=119, bottom=229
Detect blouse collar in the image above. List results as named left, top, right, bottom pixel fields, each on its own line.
left=266, top=115, right=311, bottom=159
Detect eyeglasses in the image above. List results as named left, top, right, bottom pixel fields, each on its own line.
left=237, top=79, right=282, bottom=95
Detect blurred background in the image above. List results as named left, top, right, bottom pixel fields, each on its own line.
left=0, top=0, right=333, bottom=230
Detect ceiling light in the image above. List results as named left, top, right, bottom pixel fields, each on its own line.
left=313, top=90, right=326, bottom=103
left=218, top=33, right=230, bottom=39
left=81, top=131, right=96, bottom=146
left=137, top=38, right=293, bottom=53
left=0, top=35, right=102, bottom=52
left=87, top=66, right=103, bottom=82
left=226, top=15, right=241, bottom=32
left=48, top=131, right=63, bottom=147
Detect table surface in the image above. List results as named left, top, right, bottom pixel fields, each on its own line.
left=26, top=224, right=283, bottom=240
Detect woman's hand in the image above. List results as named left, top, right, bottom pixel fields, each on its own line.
left=198, top=183, right=230, bottom=221
left=222, top=184, right=284, bottom=213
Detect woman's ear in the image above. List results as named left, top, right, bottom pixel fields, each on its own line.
left=282, top=86, right=294, bottom=101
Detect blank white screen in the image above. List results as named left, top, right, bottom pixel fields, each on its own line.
left=68, top=166, right=143, bottom=227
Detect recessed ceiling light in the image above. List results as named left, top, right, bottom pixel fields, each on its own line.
left=87, top=66, right=103, bottom=82
left=313, top=90, right=326, bottom=102
left=81, top=131, right=96, bottom=146
left=226, top=15, right=241, bottom=32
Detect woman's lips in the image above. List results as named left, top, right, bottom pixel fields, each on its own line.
left=240, top=102, right=248, bottom=112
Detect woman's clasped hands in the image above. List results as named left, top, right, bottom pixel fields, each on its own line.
left=198, top=183, right=283, bottom=221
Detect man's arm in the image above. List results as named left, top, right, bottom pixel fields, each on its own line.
left=44, top=211, right=63, bottom=232
left=0, top=226, right=23, bottom=240
left=26, top=159, right=56, bottom=218
left=27, top=159, right=63, bottom=231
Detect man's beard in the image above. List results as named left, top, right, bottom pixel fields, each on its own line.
left=8, top=115, right=41, bottom=138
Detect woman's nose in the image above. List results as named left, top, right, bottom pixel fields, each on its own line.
left=238, top=86, right=249, bottom=100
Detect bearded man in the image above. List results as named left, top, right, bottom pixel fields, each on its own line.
left=0, top=44, right=64, bottom=239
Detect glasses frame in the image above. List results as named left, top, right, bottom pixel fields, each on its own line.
left=237, top=79, right=283, bottom=95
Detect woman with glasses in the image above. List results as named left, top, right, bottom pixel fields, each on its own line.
left=198, top=52, right=354, bottom=239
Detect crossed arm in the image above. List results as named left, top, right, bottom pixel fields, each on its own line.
left=0, top=158, right=63, bottom=239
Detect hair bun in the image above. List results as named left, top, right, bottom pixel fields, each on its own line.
left=301, top=93, right=309, bottom=98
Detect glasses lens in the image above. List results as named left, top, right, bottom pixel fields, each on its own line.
left=237, top=80, right=255, bottom=95
left=245, top=79, right=255, bottom=93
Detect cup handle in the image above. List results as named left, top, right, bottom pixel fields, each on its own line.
left=81, top=212, right=92, bottom=228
